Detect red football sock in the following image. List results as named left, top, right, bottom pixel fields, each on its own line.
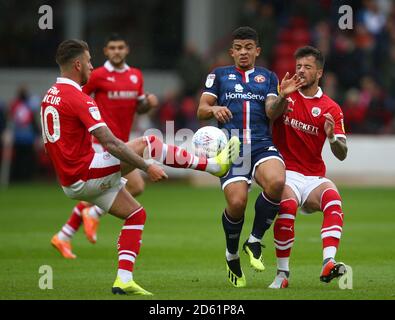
left=59, top=202, right=88, bottom=240
left=320, top=188, right=344, bottom=261
left=274, top=199, right=298, bottom=261
left=118, top=207, right=147, bottom=273
left=144, top=135, right=208, bottom=171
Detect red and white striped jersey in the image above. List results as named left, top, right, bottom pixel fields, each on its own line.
left=272, top=88, right=346, bottom=176
left=83, top=61, right=145, bottom=142
left=40, top=77, right=109, bottom=186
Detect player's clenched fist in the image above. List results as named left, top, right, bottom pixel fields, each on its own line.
left=145, top=92, right=159, bottom=109
left=323, top=113, right=335, bottom=137
left=146, top=164, right=168, bottom=182
left=212, top=106, right=233, bottom=123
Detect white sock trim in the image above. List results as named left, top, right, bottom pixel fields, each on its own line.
left=323, top=246, right=337, bottom=261
left=117, top=269, right=133, bottom=283
left=226, top=249, right=239, bottom=261
left=248, top=234, right=261, bottom=243
left=277, top=258, right=290, bottom=272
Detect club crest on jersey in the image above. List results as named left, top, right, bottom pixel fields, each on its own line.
left=130, top=75, right=138, bottom=84
left=235, top=84, right=243, bottom=93
left=312, top=106, right=321, bottom=117
left=228, top=73, right=236, bottom=80
left=205, top=74, right=215, bottom=88
left=89, top=106, right=101, bottom=120
left=254, top=75, right=265, bottom=83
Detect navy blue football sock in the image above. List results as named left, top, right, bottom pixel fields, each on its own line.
left=222, top=210, right=244, bottom=255
left=251, top=192, right=280, bottom=240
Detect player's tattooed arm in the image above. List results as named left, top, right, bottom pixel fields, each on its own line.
left=92, top=126, right=167, bottom=181
left=266, top=72, right=307, bottom=120
left=324, top=113, right=348, bottom=161
left=265, top=95, right=288, bottom=120
left=92, top=126, right=150, bottom=171
left=197, top=93, right=233, bottom=123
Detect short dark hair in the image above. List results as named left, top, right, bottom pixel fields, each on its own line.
left=232, top=26, right=259, bottom=45
left=104, top=33, right=127, bottom=46
left=294, top=46, right=325, bottom=68
left=55, top=39, right=89, bottom=66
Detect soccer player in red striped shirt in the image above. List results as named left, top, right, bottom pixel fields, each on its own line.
left=52, top=34, right=159, bottom=250
left=43, top=40, right=239, bottom=295
left=270, top=46, right=348, bottom=289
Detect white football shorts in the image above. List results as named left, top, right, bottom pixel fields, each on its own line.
left=285, top=170, right=331, bottom=213
left=62, top=152, right=127, bottom=212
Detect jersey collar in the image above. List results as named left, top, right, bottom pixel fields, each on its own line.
left=298, top=87, right=323, bottom=99
left=56, top=77, right=82, bottom=91
left=104, top=60, right=130, bottom=73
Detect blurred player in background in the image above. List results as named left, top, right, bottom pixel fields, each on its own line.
left=270, top=46, right=348, bottom=289
left=52, top=33, right=159, bottom=252
left=197, top=26, right=306, bottom=287
left=42, top=40, right=239, bottom=294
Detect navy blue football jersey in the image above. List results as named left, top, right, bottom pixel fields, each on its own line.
left=203, top=65, right=279, bottom=144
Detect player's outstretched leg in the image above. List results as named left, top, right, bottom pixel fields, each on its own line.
left=143, top=135, right=240, bottom=177
left=51, top=201, right=89, bottom=259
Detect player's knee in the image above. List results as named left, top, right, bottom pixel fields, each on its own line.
left=320, top=188, right=342, bottom=211
left=126, top=180, right=145, bottom=197
left=227, top=196, right=248, bottom=215
left=126, top=137, right=146, bottom=157
left=280, top=198, right=298, bottom=214
left=266, top=177, right=285, bottom=199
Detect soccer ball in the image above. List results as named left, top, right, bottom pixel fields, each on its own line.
left=192, top=126, right=228, bottom=158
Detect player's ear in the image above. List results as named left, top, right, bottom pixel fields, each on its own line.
left=229, top=48, right=234, bottom=58
left=256, top=46, right=261, bottom=57
left=73, top=58, right=82, bottom=72
left=317, top=68, right=323, bottom=81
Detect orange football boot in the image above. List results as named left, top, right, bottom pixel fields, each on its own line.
left=81, top=207, right=99, bottom=244
left=320, top=259, right=346, bottom=283
left=51, top=234, right=77, bottom=259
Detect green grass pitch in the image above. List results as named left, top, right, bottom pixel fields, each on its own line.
left=0, top=181, right=394, bottom=300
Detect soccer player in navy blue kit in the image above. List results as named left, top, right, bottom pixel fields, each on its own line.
left=198, top=27, right=306, bottom=287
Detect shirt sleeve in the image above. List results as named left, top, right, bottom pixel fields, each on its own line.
left=202, top=68, right=219, bottom=99
left=82, top=71, right=98, bottom=96
left=75, top=95, right=107, bottom=132
left=266, top=71, right=279, bottom=98
left=332, top=104, right=346, bottom=139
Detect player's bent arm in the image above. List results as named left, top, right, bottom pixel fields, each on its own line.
left=137, top=93, right=158, bottom=114
left=329, top=137, right=348, bottom=161
left=197, top=94, right=217, bottom=120
left=197, top=94, right=233, bottom=123
left=265, top=94, right=288, bottom=120
left=91, top=126, right=149, bottom=172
